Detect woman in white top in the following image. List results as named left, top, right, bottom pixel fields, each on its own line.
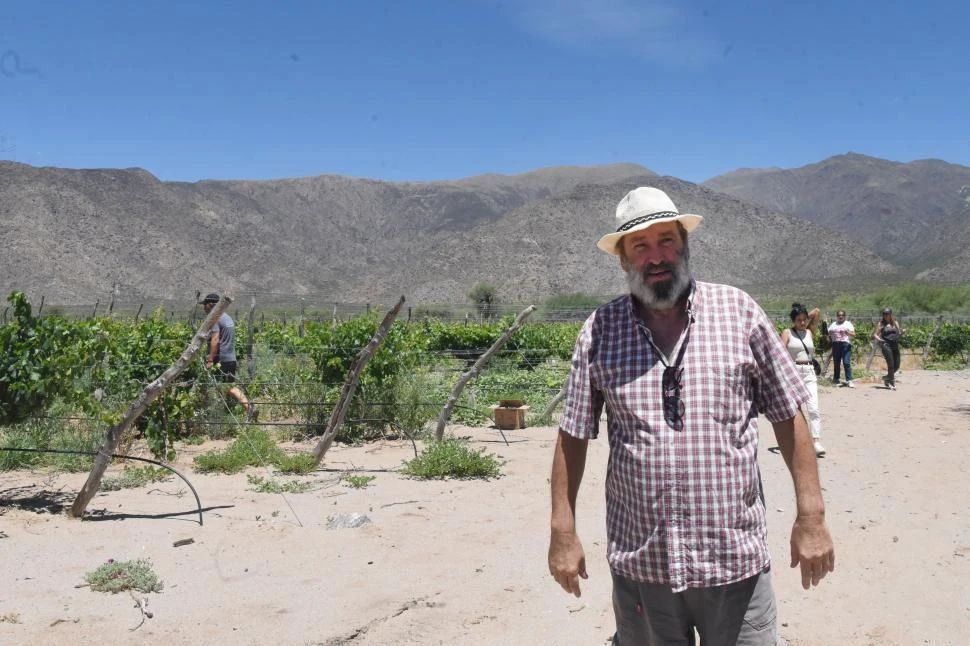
left=780, top=303, right=825, bottom=457
left=828, top=310, right=856, bottom=387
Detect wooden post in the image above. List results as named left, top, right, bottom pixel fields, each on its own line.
left=922, top=315, right=944, bottom=367
left=820, top=349, right=833, bottom=376
left=332, top=302, right=338, bottom=330
left=91, top=299, right=99, bottom=318
left=542, top=386, right=568, bottom=420
left=69, top=296, right=232, bottom=519
left=191, top=291, right=201, bottom=327
left=247, top=296, right=256, bottom=382
left=134, top=303, right=144, bottom=322
left=435, top=305, right=536, bottom=441
left=311, top=296, right=406, bottom=466
left=865, top=340, right=879, bottom=371
left=298, top=299, right=306, bottom=339
left=37, top=295, right=45, bottom=317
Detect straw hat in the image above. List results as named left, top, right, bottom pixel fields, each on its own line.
left=596, top=187, right=703, bottom=255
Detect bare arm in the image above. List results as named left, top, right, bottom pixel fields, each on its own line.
left=548, top=430, right=589, bottom=597
left=807, top=308, right=821, bottom=335
left=207, top=328, right=220, bottom=367
left=771, top=411, right=835, bottom=589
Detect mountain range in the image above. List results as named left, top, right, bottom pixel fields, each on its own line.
left=2, top=152, right=967, bottom=308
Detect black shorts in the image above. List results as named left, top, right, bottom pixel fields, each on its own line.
left=215, top=360, right=237, bottom=383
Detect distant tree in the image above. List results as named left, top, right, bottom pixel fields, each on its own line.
left=468, top=282, right=498, bottom=321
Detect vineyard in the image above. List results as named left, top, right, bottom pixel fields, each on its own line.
left=2, top=291, right=969, bottom=470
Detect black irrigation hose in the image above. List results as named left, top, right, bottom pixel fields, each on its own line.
left=0, top=447, right=204, bottom=526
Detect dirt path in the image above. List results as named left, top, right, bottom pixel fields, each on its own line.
left=1, top=369, right=968, bottom=645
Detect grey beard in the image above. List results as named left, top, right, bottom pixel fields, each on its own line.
left=626, top=256, right=692, bottom=310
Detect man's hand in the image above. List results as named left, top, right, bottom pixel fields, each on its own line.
left=548, top=529, right=588, bottom=597
left=790, top=514, right=835, bottom=589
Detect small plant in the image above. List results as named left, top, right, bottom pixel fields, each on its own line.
left=342, top=474, right=376, bottom=489
left=246, top=474, right=313, bottom=494
left=273, top=452, right=317, bottom=475
left=193, top=429, right=284, bottom=474
left=101, top=466, right=171, bottom=491
left=401, top=437, right=504, bottom=480
left=84, top=559, right=163, bottom=594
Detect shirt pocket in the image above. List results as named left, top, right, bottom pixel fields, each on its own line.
left=707, top=363, right=756, bottom=446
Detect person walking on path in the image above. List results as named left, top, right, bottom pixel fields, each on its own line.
left=828, top=310, right=856, bottom=387
left=200, top=293, right=255, bottom=420
left=548, top=187, right=834, bottom=646
left=781, top=304, right=826, bottom=457
left=874, top=308, right=903, bottom=390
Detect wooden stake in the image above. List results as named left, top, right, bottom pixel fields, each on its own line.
left=922, top=315, right=944, bottom=367
left=435, top=305, right=536, bottom=441
left=69, top=296, right=232, bottom=518
left=311, top=296, right=406, bottom=466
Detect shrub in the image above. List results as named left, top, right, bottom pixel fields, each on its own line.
left=84, top=559, right=163, bottom=594
left=193, top=428, right=284, bottom=474
left=273, top=452, right=317, bottom=474
left=401, top=437, right=503, bottom=479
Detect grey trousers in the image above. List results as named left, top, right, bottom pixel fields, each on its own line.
left=611, top=567, right=779, bottom=646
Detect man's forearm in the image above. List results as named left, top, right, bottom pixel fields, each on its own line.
left=772, top=412, right=825, bottom=518
left=550, top=430, right=589, bottom=533
left=208, top=333, right=220, bottom=362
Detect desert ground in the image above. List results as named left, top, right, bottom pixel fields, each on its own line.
left=1, top=368, right=969, bottom=646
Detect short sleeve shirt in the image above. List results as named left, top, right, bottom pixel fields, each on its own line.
left=559, top=282, right=809, bottom=592
left=828, top=320, right=855, bottom=344
left=212, top=313, right=237, bottom=363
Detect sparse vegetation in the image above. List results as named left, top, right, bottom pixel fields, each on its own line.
left=101, top=466, right=171, bottom=491
left=401, top=437, right=504, bottom=479
left=341, top=474, right=376, bottom=489
left=84, top=559, right=163, bottom=594
left=246, top=474, right=313, bottom=494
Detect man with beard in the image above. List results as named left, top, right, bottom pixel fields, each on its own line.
left=547, top=187, right=834, bottom=645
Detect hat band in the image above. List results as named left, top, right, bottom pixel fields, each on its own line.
left=616, top=211, right=680, bottom=233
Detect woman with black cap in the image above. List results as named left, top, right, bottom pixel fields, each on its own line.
left=874, top=308, right=903, bottom=390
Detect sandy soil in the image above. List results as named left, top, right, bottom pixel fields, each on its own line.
left=1, top=369, right=969, bottom=645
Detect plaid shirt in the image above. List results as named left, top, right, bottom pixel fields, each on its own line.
left=560, top=282, right=809, bottom=592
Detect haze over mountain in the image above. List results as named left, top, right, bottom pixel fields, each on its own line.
left=0, top=156, right=940, bottom=308
left=704, top=153, right=970, bottom=281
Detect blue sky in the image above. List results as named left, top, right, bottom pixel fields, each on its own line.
left=1, top=0, right=967, bottom=183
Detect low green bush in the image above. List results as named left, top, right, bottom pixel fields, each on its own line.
left=193, top=428, right=284, bottom=474
left=84, top=559, right=163, bottom=594
left=273, top=452, right=317, bottom=474
left=400, top=437, right=503, bottom=479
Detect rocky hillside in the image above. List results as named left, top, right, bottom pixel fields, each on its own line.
left=1, top=160, right=901, bottom=307
left=704, top=153, right=970, bottom=278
